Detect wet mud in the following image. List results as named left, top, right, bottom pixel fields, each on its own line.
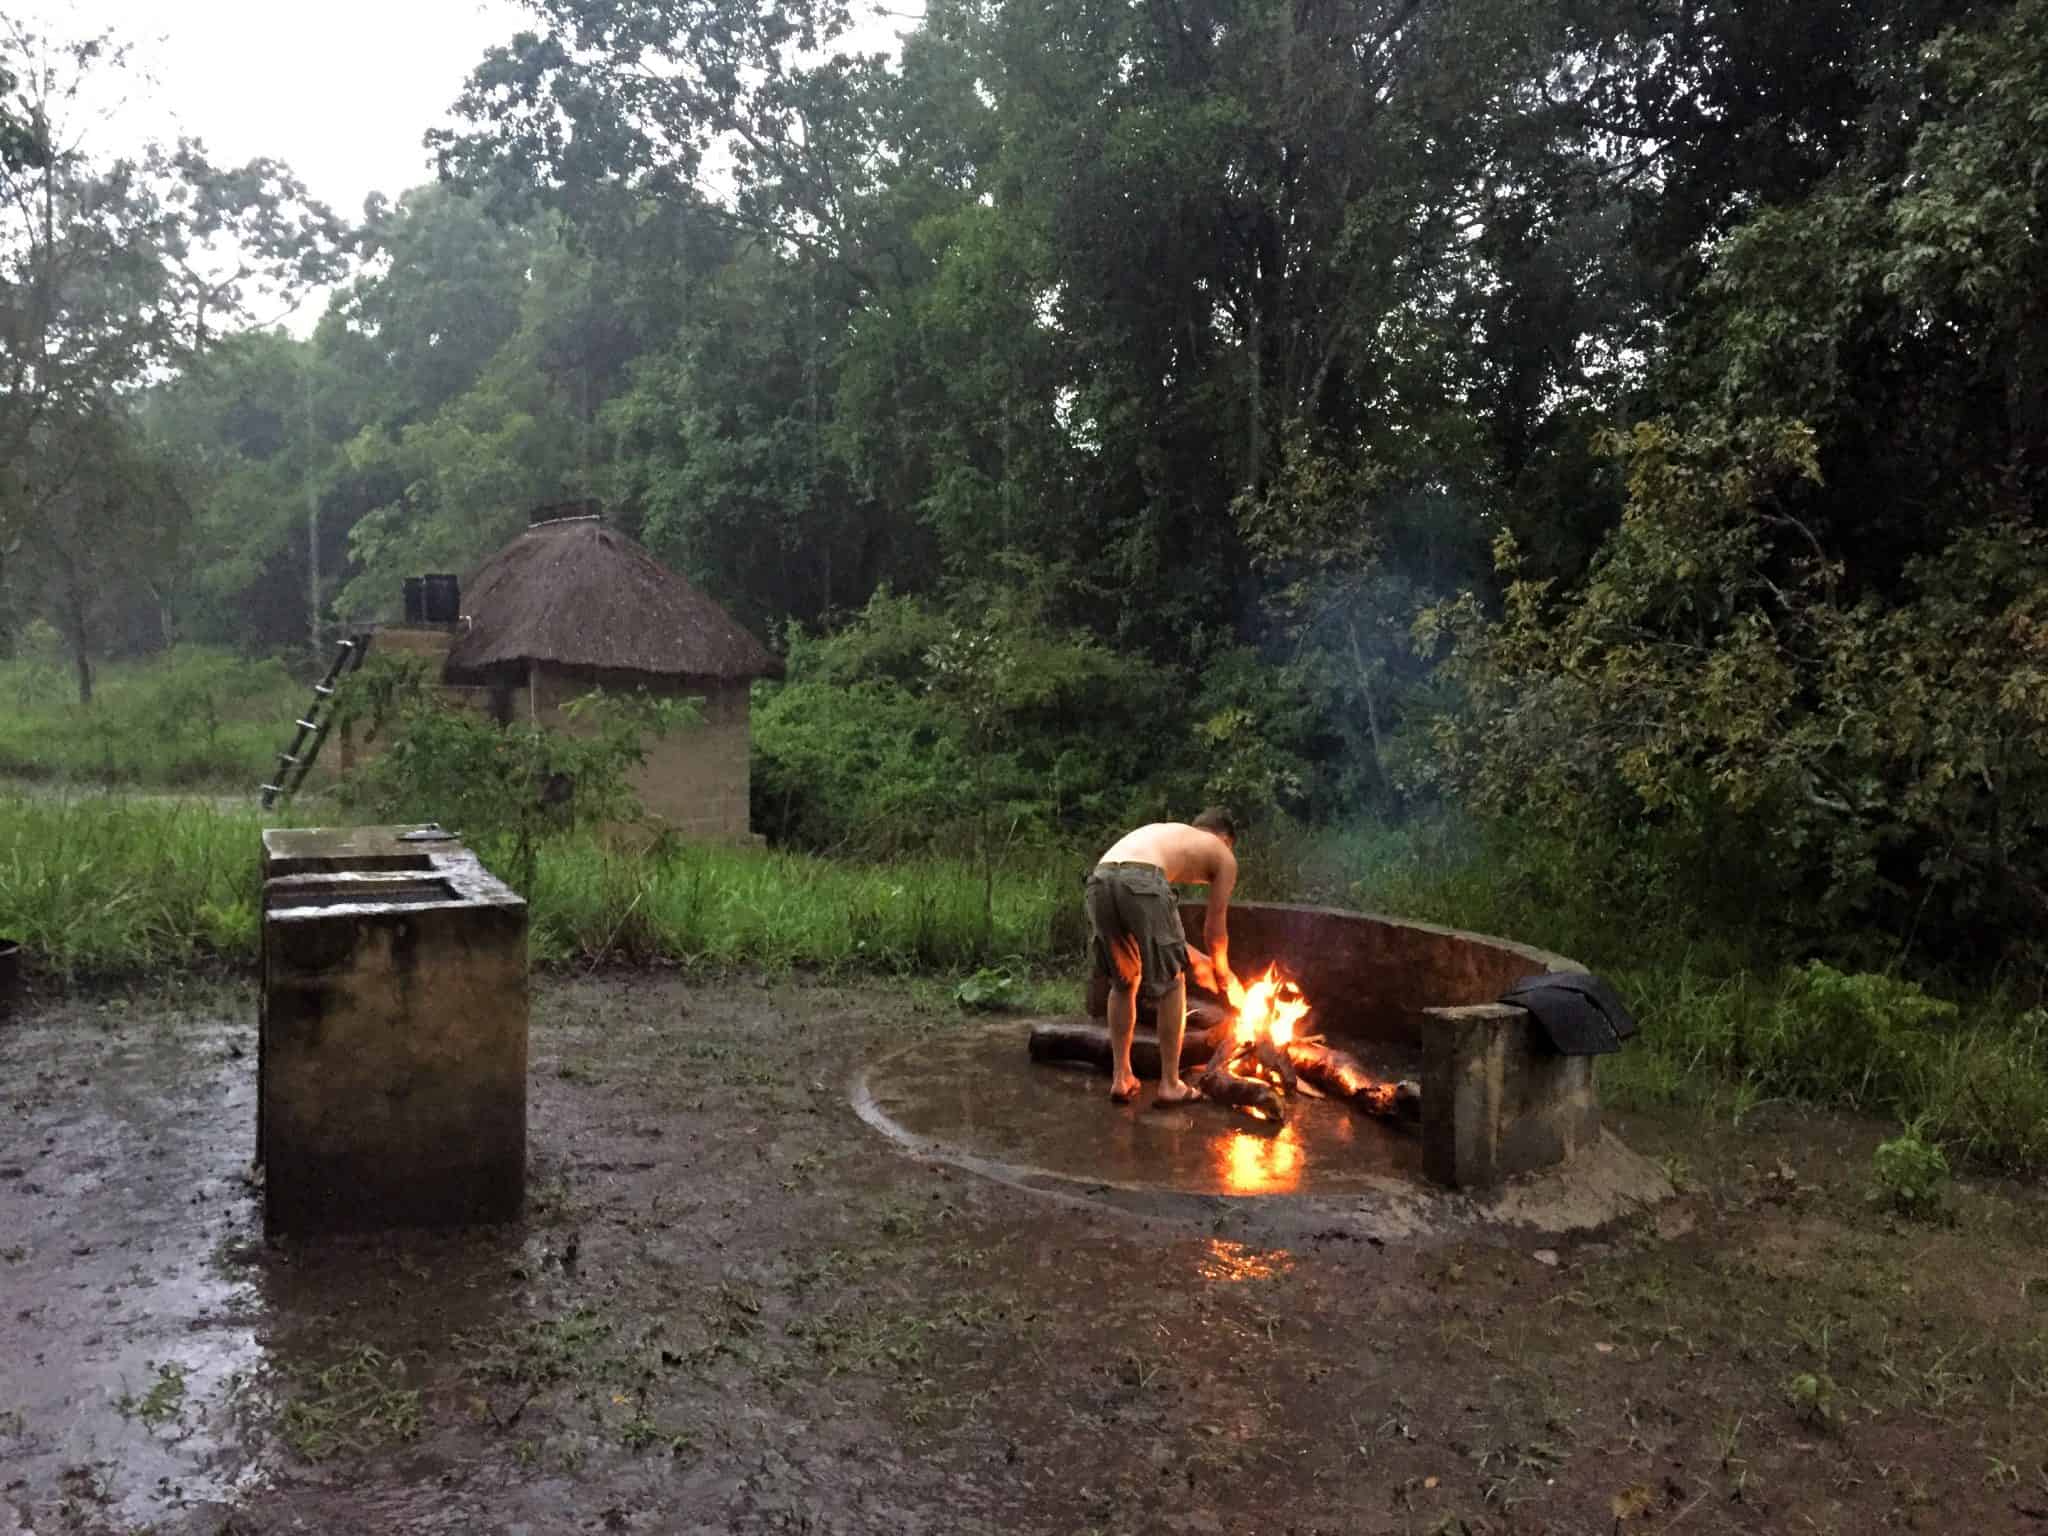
left=4, top=976, right=2046, bottom=1534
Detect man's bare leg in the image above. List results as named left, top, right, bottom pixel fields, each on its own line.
left=1153, top=973, right=1197, bottom=1104
left=1107, top=979, right=1140, bottom=1102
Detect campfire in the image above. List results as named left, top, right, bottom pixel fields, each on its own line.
left=1194, top=964, right=1419, bottom=1127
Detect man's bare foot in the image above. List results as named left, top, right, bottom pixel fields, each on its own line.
left=1110, top=1073, right=1141, bottom=1103
left=1152, top=1079, right=1200, bottom=1107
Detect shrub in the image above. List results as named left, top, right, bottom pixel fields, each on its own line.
left=340, top=687, right=698, bottom=893
left=1870, top=1128, right=1951, bottom=1218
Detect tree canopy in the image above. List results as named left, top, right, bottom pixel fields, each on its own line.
left=3, top=0, right=2042, bottom=966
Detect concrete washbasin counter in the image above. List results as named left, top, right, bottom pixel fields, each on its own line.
left=258, top=826, right=528, bottom=1236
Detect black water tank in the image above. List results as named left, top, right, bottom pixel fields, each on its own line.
left=402, top=577, right=425, bottom=624
left=423, top=574, right=460, bottom=623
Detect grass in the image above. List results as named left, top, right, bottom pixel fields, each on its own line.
left=274, top=1345, right=421, bottom=1461
left=115, top=1361, right=188, bottom=1429
left=0, top=647, right=304, bottom=791
left=0, top=793, right=1076, bottom=983
left=6, top=787, right=2048, bottom=1175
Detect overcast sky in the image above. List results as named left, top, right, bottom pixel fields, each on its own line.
left=35, top=0, right=528, bottom=217
left=25, top=0, right=912, bottom=331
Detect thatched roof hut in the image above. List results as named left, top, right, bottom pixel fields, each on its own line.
left=447, top=513, right=782, bottom=683
left=399, top=510, right=780, bottom=844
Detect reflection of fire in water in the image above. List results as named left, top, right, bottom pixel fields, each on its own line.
left=1220, top=1124, right=1305, bottom=1194
left=1196, top=1236, right=1293, bottom=1282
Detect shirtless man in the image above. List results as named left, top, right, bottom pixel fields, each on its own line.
left=1084, top=809, right=1242, bottom=1104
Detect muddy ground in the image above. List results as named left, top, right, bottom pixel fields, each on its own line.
left=3, top=975, right=2046, bottom=1535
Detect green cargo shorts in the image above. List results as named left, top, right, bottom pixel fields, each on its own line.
left=1084, top=862, right=1188, bottom=1003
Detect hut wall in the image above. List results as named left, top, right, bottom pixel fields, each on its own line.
left=527, top=664, right=757, bottom=843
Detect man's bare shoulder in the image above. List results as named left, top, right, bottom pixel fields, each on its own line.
left=1097, top=822, right=1230, bottom=884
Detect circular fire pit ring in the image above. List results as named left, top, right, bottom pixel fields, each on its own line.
left=852, top=903, right=1673, bottom=1243
left=854, top=1023, right=1669, bottom=1245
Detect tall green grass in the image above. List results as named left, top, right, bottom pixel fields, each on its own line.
left=0, top=648, right=303, bottom=789
left=0, top=796, right=1076, bottom=983
left=6, top=793, right=2044, bottom=1172
left=519, top=835, right=1078, bottom=974
left=0, top=796, right=267, bottom=973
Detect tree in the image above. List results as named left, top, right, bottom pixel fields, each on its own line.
left=0, top=19, right=344, bottom=680
left=12, top=410, right=192, bottom=701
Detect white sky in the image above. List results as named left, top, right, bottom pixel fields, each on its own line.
left=25, top=0, right=913, bottom=332
left=33, top=0, right=531, bottom=216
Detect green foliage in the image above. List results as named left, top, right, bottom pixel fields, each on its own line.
left=1870, top=1129, right=1951, bottom=1219
left=0, top=797, right=275, bottom=975
left=1422, top=417, right=2048, bottom=967
left=0, top=21, right=343, bottom=674
left=752, top=587, right=1193, bottom=855
left=341, top=688, right=698, bottom=891
left=1783, top=1371, right=1840, bottom=1431
left=115, top=1362, right=188, bottom=1430
left=953, top=962, right=1028, bottom=1013
left=276, top=1346, right=421, bottom=1462
left=0, top=794, right=1074, bottom=979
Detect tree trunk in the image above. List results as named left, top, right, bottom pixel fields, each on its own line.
left=60, top=564, right=93, bottom=705
left=1347, top=618, right=1386, bottom=784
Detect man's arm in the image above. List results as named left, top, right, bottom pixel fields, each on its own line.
left=1204, top=848, right=1240, bottom=1004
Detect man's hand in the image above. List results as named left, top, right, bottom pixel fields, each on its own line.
left=1189, top=947, right=1243, bottom=1007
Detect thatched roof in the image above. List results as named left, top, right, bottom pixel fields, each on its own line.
left=446, top=517, right=782, bottom=681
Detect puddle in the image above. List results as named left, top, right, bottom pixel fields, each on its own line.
left=859, top=1019, right=1425, bottom=1197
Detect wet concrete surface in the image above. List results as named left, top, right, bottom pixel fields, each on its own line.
left=3, top=977, right=2044, bottom=1535
left=855, top=1019, right=1672, bottom=1245
left=867, top=1020, right=1425, bottom=1197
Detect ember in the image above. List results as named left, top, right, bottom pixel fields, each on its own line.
left=1196, top=963, right=1420, bottom=1126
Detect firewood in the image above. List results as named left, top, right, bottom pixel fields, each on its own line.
left=1251, top=1033, right=1299, bottom=1092
left=1284, top=1039, right=1422, bottom=1120
left=1194, top=1067, right=1287, bottom=1124
left=1028, top=1020, right=1227, bottom=1078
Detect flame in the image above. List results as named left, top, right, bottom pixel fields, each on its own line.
left=1232, top=964, right=1310, bottom=1050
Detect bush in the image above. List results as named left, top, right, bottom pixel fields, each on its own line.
left=1420, top=418, right=2048, bottom=973
left=1870, top=1128, right=1950, bottom=1218
left=339, top=678, right=697, bottom=892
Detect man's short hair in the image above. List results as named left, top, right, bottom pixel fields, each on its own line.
left=1192, top=807, right=1237, bottom=843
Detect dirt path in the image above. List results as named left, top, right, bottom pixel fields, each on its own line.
left=3, top=976, right=2045, bottom=1534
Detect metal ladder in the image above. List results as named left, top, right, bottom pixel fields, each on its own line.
left=260, top=633, right=371, bottom=809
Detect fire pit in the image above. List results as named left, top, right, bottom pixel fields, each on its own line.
left=853, top=902, right=1668, bottom=1237
left=1079, top=902, right=1609, bottom=1189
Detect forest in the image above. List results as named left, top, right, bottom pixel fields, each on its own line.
left=3, top=0, right=2047, bottom=1148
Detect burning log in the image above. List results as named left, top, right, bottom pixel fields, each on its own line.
left=1193, top=1065, right=1287, bottom=1124
left=1031, top=961, right=1418, bottom=1132
left=1251, top=1033, right=1299, bottom=1094
left=1027, top=1020, right=1229, bottom=1078
left=1284, top=1038, right=1421, bottom=1120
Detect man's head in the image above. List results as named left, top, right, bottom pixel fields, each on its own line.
left=1191, top=806, right=1237, bottom=847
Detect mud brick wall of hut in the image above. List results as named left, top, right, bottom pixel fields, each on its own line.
left=522, top=662, right=755, bottom=843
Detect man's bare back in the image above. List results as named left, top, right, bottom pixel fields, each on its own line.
left=1097, top=821, right=1236, bottom=890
